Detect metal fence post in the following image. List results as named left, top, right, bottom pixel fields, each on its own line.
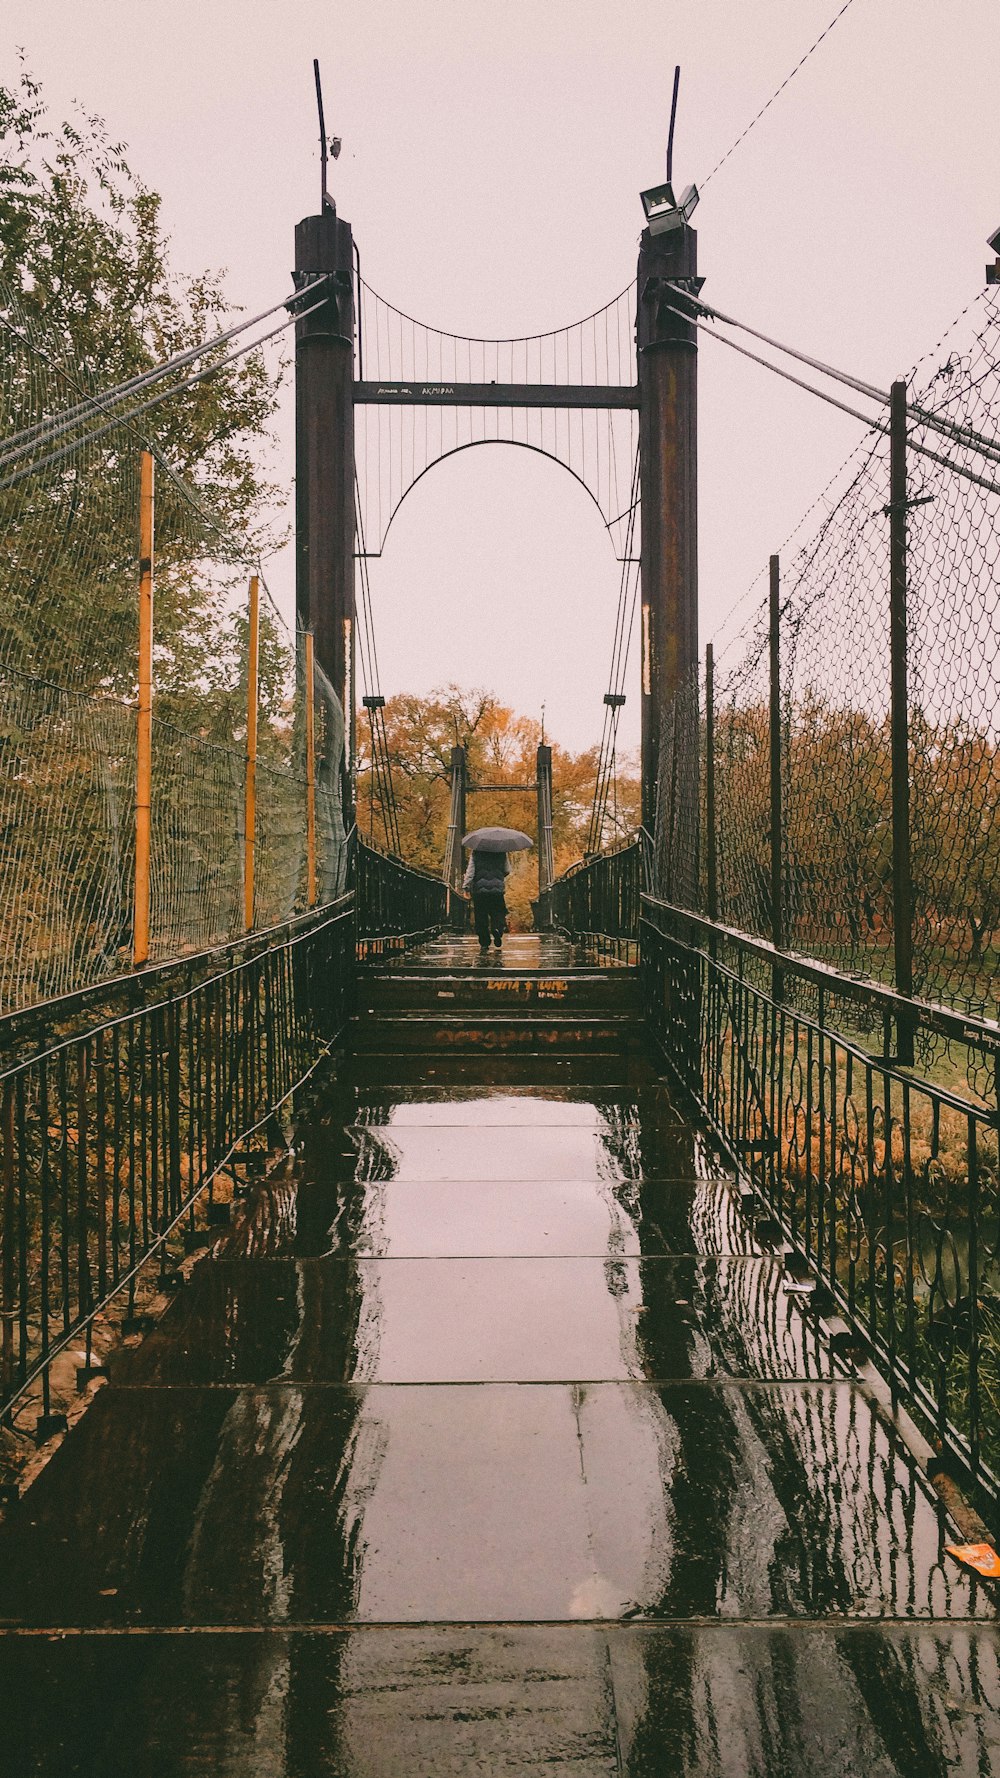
left=769, top=556, right=784, bottom=1001
left=705, top=643, right=718, bottom=923
left=536, top=743, right=555, bottom=900
left=889, top=379, right=915, bottom=1064
left=133, top=450, right=154, bottom=968
left=244, top=575, right=260, bottom=933
left=443, top=745, right=467, bottom=893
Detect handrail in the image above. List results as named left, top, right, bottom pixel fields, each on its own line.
left=640, top=894, right=1000, bottom=1516
left=549, top=839, right=641, bottom=951
left=354, top=834, right=463, bottom=945
left=642, top=894, right=1000, bottom=1061
left=0, top=898, right=348, bottom=1063
left=0, top=899, right=355, bottom=1436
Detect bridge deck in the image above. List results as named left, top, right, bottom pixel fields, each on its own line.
left=0, top=941, right=997, bottom=1773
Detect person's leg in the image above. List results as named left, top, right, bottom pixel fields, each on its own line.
left=473, top=895, right=491, bottom=949
left=490, top=895, right=506, bottom=944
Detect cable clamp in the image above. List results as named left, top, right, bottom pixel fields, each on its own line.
left=880, top=494, right=935, bottom=515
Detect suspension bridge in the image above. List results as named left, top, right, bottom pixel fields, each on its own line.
left=2, top=88, right=1000, bottom=1778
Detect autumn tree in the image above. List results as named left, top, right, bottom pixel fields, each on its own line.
left=0, top=63, right=293, bottom=1004
left=0, top=60, right=287, bottom=719
left=357, top=685, right=640, bottom=929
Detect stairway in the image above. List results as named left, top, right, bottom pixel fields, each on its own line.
left=354, top=932, right=645, bottom=1069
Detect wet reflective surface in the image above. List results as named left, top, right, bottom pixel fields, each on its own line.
left=4, top=1624, right=1000, bottom=1778
left=1, top=942, right=997, bottom=1772
left=0, top=1379, right=989, bottom=1627
left=112, top=1256, right=838, bottom=1383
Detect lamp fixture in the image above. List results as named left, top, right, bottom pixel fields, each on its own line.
left=640, top=181, right=699, bottom=237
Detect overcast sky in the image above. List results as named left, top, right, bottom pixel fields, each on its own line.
left=7, top=1, right=999, bottom=752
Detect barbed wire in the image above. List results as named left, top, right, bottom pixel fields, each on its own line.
left=702, top=0, right=859, bottom=188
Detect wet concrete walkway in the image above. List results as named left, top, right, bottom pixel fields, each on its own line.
left=0, top=936, right=998, bottom=1774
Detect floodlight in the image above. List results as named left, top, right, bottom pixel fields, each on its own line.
left=678, top=183, right=699, bottom=221
left=330, top=136, right=342, bottom=161
left=641, top=181, right=676, bottom=231
left=640, top=179, right=699, bottom=237
left=989, top=222, right=1000, bottom=254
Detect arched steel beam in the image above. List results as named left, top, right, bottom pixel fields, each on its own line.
left=358, top=437, right=632, bottom=560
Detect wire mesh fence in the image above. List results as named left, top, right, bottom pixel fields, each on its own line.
left=654, top=287, right=1000, bottom=1059
left=0, top=281, right=348, bottom=1015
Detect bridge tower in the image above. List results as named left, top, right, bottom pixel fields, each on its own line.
left=294, top=209, right=356, bottom=822
left=637, top=216, right=699, bottom=901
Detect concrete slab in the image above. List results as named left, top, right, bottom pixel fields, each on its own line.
left=350, top=1122, right=622, bottom=1182
left=606, top=1623, right=1000, bottom=1776
left=1, top=1622, right=997, bottom=1776
left=111, top=1257, right=837, bottom=1385
left=0, top=1626, right=620, bottom=1778
left=0, top=1380, right=992, bottom=1629
left=577, top=1381, right=992, bottom=1621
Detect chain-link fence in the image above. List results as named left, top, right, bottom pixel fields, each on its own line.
left=655, top=287, right=1000, bottom=1043
left=0, top=282, right=347, bottom=1014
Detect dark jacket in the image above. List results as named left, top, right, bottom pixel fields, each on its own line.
left=463, top=853, right=511, bottom=896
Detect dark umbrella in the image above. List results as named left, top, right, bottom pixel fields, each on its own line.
left=462, top=826, right=534, bottom=853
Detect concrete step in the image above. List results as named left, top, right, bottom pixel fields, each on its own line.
left=360, top=970, right=640, bottom=1016
left=351, top=1012, right=645, bottom=1057
left=341, top=1051, right=658, bottom=1088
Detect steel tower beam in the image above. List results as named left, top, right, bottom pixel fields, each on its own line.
left=295, top=210, right=357, bottom=823
left=637, top=221, right=699, bottom=897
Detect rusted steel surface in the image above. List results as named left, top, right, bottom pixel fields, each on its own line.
left=295, top=210, right=356, bottom=808
left=637, top=218, right=699, bottom=864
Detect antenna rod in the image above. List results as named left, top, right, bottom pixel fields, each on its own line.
left=666, top=64, right=681, bottom=184
left=314, top=58, right=330, bottom=212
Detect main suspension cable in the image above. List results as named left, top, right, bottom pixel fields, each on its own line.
left=0, top=290, right=331, bottom=495
left=656, top=294, right=1000, bottom=500
left=0, top=281, right=328, bottom=470
left=665, top=283, right=1000, bottom=469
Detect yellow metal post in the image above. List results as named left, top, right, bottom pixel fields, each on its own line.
left=243, top=575, right=260, bottom=932
left=133, top=450, right=154, bottom=967
left=304, top=631, right=317, bottom=908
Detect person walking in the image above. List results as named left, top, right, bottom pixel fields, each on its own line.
left=463, top=848, right=510, bottom=951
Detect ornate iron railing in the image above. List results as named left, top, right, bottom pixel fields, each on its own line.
left=549, top=834, right=646, bottom=957
left=354, top=835, right=460, bottom=951
left=0, top=899, right=354, bottom=1441
left=641, top=894, right=1000, bottom=1514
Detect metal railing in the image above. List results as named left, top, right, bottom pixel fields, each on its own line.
left=641, top=894, right=1000, bottom=1514
left=0, top=898, right=354, bottom=1438
left=548, top=834, right=646, bottom=958
left=545, top=835, right=1000, bottom=1511
left=354, top=835, right=461, bottom=952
